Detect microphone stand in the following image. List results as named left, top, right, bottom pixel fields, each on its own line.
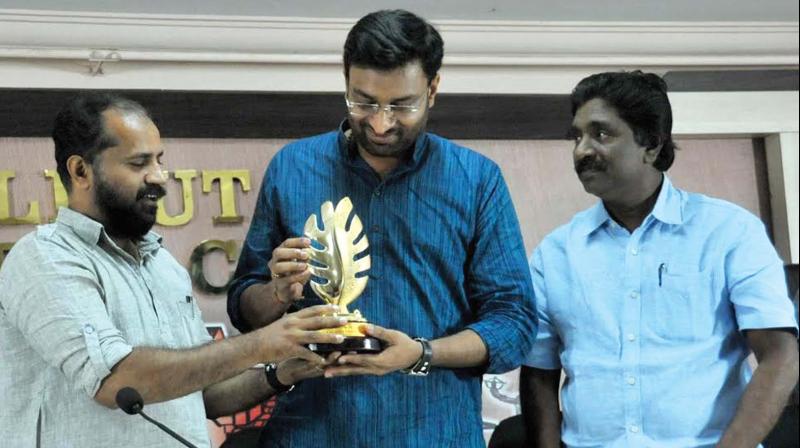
left=137, top=410, right=199, bottom=448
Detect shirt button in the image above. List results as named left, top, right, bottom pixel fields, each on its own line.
left=83, top=324, right=95, bottom=334
left=373, top=189, right=382, bottom=197
left=626, top=376, right=636, bottom=385
left=629, top=425, right=640, bottom=433
left=631, top=248, right=639, bottom=256
left=627, top=333, right=636, bottom=342
left=629, top=291, right=639, bottom=299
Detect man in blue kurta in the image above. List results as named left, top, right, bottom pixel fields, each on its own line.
left=227, top=10, right=536, bottom=448
left=520, top=71, right=799, bottom=447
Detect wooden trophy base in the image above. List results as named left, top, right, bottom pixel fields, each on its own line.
left=307, top=319, right=383, bottom=354
left=308, top=336, right=383, bottom=354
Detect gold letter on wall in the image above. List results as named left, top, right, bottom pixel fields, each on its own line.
left=189, top=239, right=239, bottom=294
left=0, top=170, right=40, bottom=225
left=157, top=170, right=197, bottom=227
left=43, top=169, right=68, bottom=222
left=202, top=170, right=251, bottom=224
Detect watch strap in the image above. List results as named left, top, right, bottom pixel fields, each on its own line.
left=264, top=362, right=294, bottom=393
left=402, top=337, right=433, bottom=376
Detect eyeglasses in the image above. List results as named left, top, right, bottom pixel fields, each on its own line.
left=344, top=93, right=427, bottom=119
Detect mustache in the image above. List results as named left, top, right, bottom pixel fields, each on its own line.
left=575, top=156, right=607, bottom=174
left=136, top=184, right=167, bottom=201
left=366, top=126, right=398, bottom=137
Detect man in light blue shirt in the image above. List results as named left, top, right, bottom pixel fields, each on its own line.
left=520, top=71, right=798, bottom=448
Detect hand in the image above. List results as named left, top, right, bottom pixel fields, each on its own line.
left=276, top=352, right=341, bottom=385
left=268, top=237, right=313, bottom=304
left=323, top=325, right=424, bottom=378
left=256, top=304, right=347, bottom=364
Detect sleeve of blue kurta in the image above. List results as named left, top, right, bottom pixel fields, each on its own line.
left=523, top=247, right=563, bottom=369
left=465, top=164, right=537, bottom=374
left=0, top=238, right=133, bottom=397
left=227, top=160, right=285, bottom=333
left=726, top=213, right=798, bottom=333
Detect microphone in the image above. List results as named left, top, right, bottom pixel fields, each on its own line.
left=115, top=387, right=199, bottom=448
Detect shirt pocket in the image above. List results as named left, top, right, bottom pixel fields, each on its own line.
left=172, top=293, right=208, bottom=347
left=177, top=294, right=197, bottom=320
left=649, top=262, right=711, bottom=342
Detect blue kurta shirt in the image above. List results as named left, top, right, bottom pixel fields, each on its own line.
left=524, top=176, right=798, bottom=448
left=228, top=123, right=536, bottom=447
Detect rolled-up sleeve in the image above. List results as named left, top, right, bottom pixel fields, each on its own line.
left=523, top=247, right=562, bottom=369
left=227, top=162, right=284, bottom=333
left=1, top=240, right=132, bottom=397
left=465, top=166, right=537, bottom=374
left=726, top=215, right=799, bottom=333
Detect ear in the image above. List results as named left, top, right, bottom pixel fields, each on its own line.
left=644, top=142, right=663, bottom=165
left=427, top=74, right=441, bottom=109
left=66, top=155, right=93, bottom=191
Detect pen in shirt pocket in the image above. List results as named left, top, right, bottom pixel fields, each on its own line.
left=658, top=263, right=667, bottom=287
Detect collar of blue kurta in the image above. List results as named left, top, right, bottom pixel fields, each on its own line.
left=577, top=174, right=684, bottom=236
left=56, top=206, right=163, bottom=255
left=335, top=119, right=431, bottom=175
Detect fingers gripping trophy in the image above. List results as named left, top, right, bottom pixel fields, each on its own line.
left=303, top=197, right=382, bottom=353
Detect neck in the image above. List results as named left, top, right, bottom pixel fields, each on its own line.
left=108, top=234, right=140, bottom=260
left=68, top=199, right=140, bottom=260
left=356, top=145, right=402, bottom=179
left=604, top=174, right=664, bottom=232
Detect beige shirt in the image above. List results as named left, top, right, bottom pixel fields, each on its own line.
left=0, top=207, right=212, bottom=447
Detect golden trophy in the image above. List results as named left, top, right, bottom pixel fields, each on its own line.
left=303, top=197, right=381, bottom=353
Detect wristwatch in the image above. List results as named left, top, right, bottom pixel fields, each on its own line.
left=402, top=337, right=433, bottom=376
left=264, top=362, right=294, bottom=393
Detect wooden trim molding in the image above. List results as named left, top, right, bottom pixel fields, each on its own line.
left=0, top=83, right=797, bottom=139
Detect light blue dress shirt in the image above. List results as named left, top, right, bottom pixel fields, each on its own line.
left=524, top=176, right=798, bottom=447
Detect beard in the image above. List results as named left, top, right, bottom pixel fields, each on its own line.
left=94, top=173, right=166, bottom=240
left=348, top=109, right=429, bottom=159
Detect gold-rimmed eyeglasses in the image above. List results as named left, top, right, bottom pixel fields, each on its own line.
left=344, top=93, right=428, bottom=119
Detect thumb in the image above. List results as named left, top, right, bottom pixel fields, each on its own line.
left=294, top=347, right=325, bottom=365
left=361, top=324, right=395, bottom=342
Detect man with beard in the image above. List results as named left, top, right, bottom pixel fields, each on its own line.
left=227, top=9, right=536, bottom=448
left=0, top=93, right=348, bottom=447
left=520, top=71, right=798, bottom=447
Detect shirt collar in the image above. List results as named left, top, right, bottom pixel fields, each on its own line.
left=649, top=175, right=683, bottom=226
left=336, top=119, right=430, bottom=173
left=56, top=207, right=163, bottom=255
left=576, top=174, right=683, bottom=236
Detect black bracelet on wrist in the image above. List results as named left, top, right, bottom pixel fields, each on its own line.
left=264, top=362, right=294, bottom=393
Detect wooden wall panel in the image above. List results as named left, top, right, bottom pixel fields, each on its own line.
left=0, top=136, right=768, bottom=324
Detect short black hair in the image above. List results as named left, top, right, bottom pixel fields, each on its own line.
left=343, top=9, right=444, bottom=83
left=571, top=71, right=677, bottom=171
left=52, top=93, right=150, bottom=191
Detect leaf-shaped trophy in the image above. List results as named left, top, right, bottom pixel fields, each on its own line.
left=303, top=197, right=381, bottom=353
